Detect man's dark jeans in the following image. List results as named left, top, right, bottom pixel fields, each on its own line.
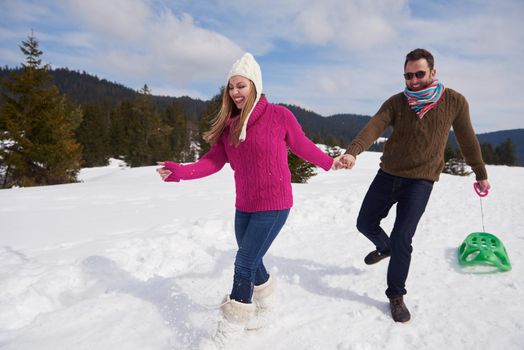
left=357, top=169, right=433, bottom=297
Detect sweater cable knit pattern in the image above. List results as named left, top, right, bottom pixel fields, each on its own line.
left=345, top=88, right=487, bottom=182
left=163, top=96, right=333, bottom=212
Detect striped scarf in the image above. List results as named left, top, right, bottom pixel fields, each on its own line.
left=404, top=80, right=445, bottom=118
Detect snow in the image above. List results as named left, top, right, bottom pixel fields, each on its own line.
left=1, top=152, right=523, bottom=350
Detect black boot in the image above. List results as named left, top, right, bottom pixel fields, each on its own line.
left=364, top=250, right=390, bottom=265
left=389, top=295, right=411, bottom=323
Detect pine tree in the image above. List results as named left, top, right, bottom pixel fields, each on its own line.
left=495, top=138, right=516, bottom=166
left=137, top=85, right=172, bottom=165
left=111, top=85, right=172, bottom=167
left=128, top=84, right=156, bottom=166
left=164, top=101, right=191, bottom=162
left=109, top=99, right=133, bottom=159
left=444, top=141, right=455, bottom=162
left=0, top=34, right=82, bottom=187
left=76, top=102, right=111, bottom=167
left=324, top=134, right=342, bottom=147
left=480, top=142, right=496, bottom=164
left=198, top=89, right=223, bottom=157
left=288, top=150, right=317, bottom=183
left=308, top=131, right=322, bottom=144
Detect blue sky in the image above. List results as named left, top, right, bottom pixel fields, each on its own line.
left=1, top=0, right=523, bottom=133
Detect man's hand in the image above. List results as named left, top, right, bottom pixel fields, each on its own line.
left=476, top=179, right=491, bottom=193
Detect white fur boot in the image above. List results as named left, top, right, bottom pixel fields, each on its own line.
left=201, top=296, right=255, bottom=350
left=246, top=275, right=277, bottom=330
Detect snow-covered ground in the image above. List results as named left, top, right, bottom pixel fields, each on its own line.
left=1, top=152, right=523, bottom=350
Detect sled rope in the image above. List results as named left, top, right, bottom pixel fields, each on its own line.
left=479, top=196, right=486, bottom=232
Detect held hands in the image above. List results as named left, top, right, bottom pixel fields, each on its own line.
left=331, top=154, right=356, bottom=170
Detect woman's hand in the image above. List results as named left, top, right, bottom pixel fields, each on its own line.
left=156, top=162, right=172, bottom=181
left=331, top=157, right=344, bottom=170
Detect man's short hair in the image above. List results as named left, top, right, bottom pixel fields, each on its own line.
left=404, top=48, right=434, bottom=70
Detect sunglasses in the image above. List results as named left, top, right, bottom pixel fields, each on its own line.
left=403, top=71, right=427, bottom=80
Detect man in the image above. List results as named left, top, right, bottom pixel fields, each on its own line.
left=337, top=48, right=490, bottom=322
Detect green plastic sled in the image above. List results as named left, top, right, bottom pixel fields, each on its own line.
left=458, top=232, right=511, bottom=272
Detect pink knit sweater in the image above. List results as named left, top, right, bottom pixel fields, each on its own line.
left=163, top=96, right=334, bottom=212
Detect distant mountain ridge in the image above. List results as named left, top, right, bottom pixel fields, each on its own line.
left=282, top=104, right=392, bottom=147
left=449, top=129, right=524, bottom=166
left=284, top=104, right=523, bottom=165
left=0, top=67, right=208, bottom=122
left=1, top=66, right=521, bottom=165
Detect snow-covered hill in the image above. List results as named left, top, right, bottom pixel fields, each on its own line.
left=1, top=152, right=523, bottom=349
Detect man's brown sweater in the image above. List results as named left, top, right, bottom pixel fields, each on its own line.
left=345, top=88, right=487, bottom=182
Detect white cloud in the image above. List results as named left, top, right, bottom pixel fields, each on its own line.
left=259, top=0, right=524, bottom=131
left=64, top=0, right=244, bottom=85
left=66, top=0, right=151, bottom=42
left=1, top=0, right=523, bottom=131
left=389, top=2, right=524, bottom=132
left=438, top=55, right=522, bottom=132
left=0, top=0, right=53, bottom=22
left=204, top=0, right=407, bottom=53
left=292, top=0, right=406, bottom=51
left=265, top=59, right=399, bottom=118
left=60, top=32, right=96, bottom=50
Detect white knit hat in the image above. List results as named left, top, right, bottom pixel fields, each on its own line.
left=227, top=52, right=263, bottom=142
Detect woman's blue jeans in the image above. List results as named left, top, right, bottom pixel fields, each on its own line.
left=356, top=169, right=433, bottom=298
left=230, top=209, right=290, bottom=303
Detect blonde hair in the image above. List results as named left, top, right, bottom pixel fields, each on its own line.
left=203, top=80, right=257, bottom=147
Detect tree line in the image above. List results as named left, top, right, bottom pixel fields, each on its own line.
left=0, top=35, right=328, bottom=187
left=0, top=35, right=518, bottom=188
left=442, top=139, right=516, bottom=176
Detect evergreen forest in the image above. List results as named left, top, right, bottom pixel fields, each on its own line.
left=1, top=35, right=520, bottom=188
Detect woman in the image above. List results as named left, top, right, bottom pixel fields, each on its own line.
left=157, top=53, right=342, bottom=347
